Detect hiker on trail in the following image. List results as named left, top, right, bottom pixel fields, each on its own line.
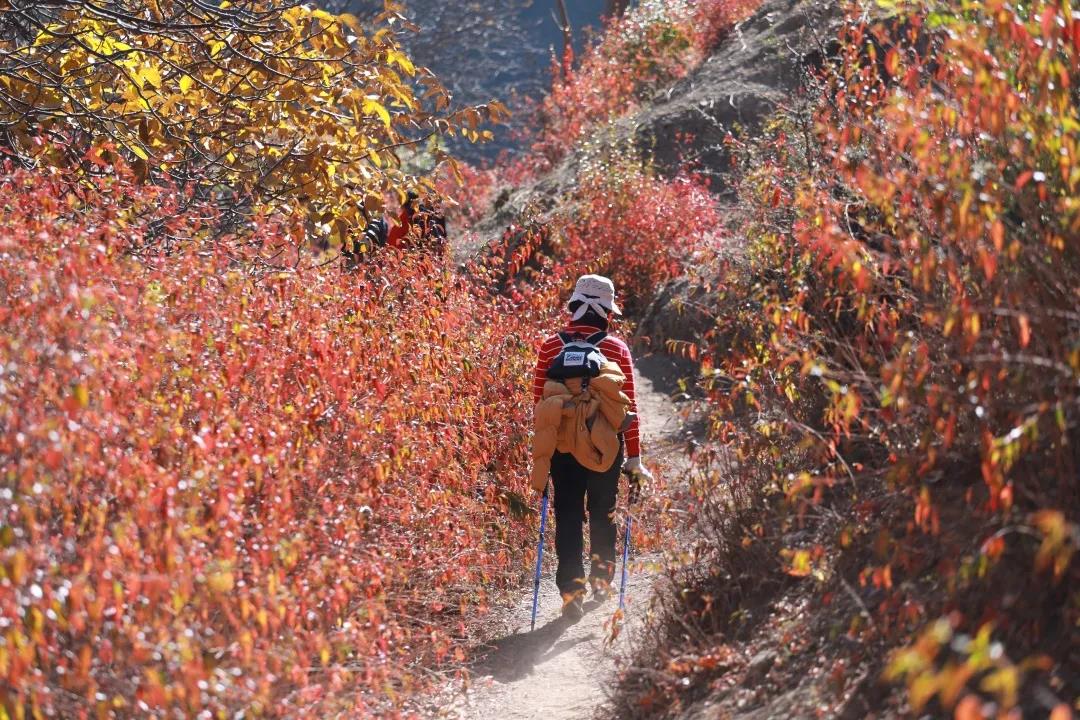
left=531, top=274, right=655, bottom=619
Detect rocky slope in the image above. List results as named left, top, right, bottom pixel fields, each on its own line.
left=627, top=0, right=839, bottom=189
left=464, top=0, right=840, bottom=259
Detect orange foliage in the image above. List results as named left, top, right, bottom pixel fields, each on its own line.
left=0, top=131, right=722, bottom=715
left=695, top=0, right=1079, bottom=711
left=0, top=163, right=554, bottom=716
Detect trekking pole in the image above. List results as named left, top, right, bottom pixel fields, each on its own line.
left=619, top=470, right=639, bottom=611
left=530, top=485, right=550, bottom=632
left=618, top=513, right=632, bottom=611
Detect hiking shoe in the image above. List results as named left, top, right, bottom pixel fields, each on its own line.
left=561, top=592, right=585, bottom=621
left=590, top=578, right=611, bottom=602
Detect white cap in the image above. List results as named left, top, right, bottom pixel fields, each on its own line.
left=568, top=274, right=621, bottom=321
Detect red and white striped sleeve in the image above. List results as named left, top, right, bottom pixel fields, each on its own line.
left=600, top=336, right=641, bottom=458
left=532, top=334, right=564, bottom=405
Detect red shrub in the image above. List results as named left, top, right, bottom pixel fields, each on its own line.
left=487, top=162, right=720, bottom=317
left=436, top=162, right=499, bottom=230
left=562, top=171, right=720, bottom=313
left=0, top=164, right=556, bottom=717
left=690, top=0, right=761, bottom=51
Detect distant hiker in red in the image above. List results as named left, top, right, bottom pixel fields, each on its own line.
left=343, top=191, right=448, bottom=269
left=386, top=190, right=447, bottom=255
left=531, top=274, right=655, bottom=620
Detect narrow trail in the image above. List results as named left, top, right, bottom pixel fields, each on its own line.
left=445, top=355, right=691, bottom=720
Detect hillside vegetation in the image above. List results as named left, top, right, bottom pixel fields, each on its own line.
left=0, top=0, right=742, bottom=715
left=0, top=0, right=1077, bottom=717
left=605, top=0, right=1080, bottom=717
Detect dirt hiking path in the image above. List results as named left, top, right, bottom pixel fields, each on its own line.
left=443, top=355, right=691, bottom=720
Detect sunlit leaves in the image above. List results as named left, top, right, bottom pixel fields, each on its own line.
left=688, top=0, right=1078, bottom=712
left=1032, top=510, right=1078, bottom=581
left=0, top=166, right=547, bottom=716
left=0, top=1, right=504, bottom=245
left=886, top=619, right=1057, bottom=714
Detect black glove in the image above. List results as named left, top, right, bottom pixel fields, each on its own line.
left=623, top=469, right=643, bottom=506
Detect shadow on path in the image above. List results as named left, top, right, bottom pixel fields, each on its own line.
left=631, top=353, right=703, bottom=445
left=470, top=600, right=605, bottom=683
left=633, top=353, right=698, bottom=398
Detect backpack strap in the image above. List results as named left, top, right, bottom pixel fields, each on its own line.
left=558, top=330, right=607, bottom=347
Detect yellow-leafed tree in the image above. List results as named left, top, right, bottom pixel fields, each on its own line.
left=0, top=0, right=506, bottom=245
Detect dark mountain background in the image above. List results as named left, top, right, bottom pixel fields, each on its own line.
left=344, top=0, right=609, bottom=161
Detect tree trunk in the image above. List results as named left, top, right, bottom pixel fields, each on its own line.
left=554, top=0, right=573, bottom=79
left=605, top=0, right=630, bottom=17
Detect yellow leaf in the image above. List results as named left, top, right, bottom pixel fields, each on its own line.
left=27, top=607, right=43, bottom=634
left=130, top=144, right=148, bottom=161
left=207, top=571, right=234, bottom=593
left=363, top=98, right=392, bottom=129
left=782, top=548, right=812, bottom=576
left=33, top=25, right=64, bottom=47
left=387, top=49, right=416, bottom=76
left=339, top=13, right=362, bottom=31
left=179, top=75, right=194, bottom=94
left=137, top=64, right=162, bottom=90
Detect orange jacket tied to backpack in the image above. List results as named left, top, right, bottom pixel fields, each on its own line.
left=531, top=360, right=633, bottom=491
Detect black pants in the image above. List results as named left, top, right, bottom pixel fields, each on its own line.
left=551, top=444, right=623, bottom=595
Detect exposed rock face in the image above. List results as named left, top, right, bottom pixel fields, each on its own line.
left=630, top=0, right=842, bottom=191
left=633, top=275, right=719, bottom=354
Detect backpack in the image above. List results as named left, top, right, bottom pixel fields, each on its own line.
left=414, top=204, right=447, bottom=255
left=546, top=331, right=608, bottom=381
left=363, top=217, right=389, bottom=249
left=342, top=217, right=388, bottom=269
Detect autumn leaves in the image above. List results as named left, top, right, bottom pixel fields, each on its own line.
left=0, top=2, right=507, bottom=251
